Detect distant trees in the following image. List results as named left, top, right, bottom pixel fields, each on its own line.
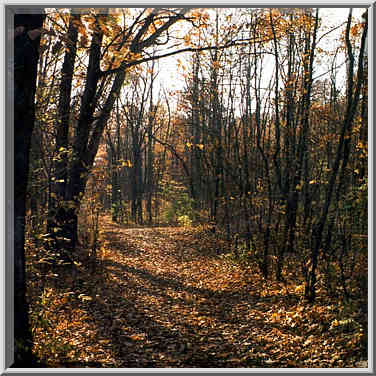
left=32, top=8, right=202, bottom=254
left=177, top=8, right=368, bottom=302
left=105, top=66, right=161, bottom=225
left=21, top=6, right=368, bottom=309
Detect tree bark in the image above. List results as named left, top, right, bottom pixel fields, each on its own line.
left=305, top=10, right=367, bottom=302
left=44, top=9, right=204, bottom=249
left=13, top=10, right=45, bottom=366
left=47, top=12, right=79, bottom=256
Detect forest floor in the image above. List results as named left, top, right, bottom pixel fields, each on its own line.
left=27, top=216, right=367, bottom=368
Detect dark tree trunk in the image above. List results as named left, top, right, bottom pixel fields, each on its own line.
left=48, top=17, right=106, bottom=252
left=47, top=13, right=79, bottom=258
left=53, top=32, right=128, bottom=250
left=146, top=102, right=156, bottom=225
left=305, top=10, right=367, bottom=302
left=44, top=9, right=191, bottom=250
left=13, top=11, right=45, bottom=366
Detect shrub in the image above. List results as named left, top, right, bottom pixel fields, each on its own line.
left=177, top=214, right=192, bottom=227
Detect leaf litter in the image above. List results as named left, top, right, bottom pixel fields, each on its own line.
left=26, top=216, right=367, bottom=368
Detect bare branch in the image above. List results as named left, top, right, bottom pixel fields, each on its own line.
left=100, top=38, right=263, bottom=77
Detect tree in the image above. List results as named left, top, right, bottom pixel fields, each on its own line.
left=13, top=8, right=45, bottom=366
left=44, top=8, right=200, bottom=253
left=305, top=9, right=368, bottom=302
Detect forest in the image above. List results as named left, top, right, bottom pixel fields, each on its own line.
left=11, top=6, right=368, bottom=368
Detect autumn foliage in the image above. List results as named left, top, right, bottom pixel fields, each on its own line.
left=18, top=6, right=368, bottom=368
left=26, top=216, right=366, bottom=367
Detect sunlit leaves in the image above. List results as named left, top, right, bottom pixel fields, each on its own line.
left=27, top=5, right=368, bottom=369
left=78, top=294, right=93, bottom=301
left=25, top=214, right=367, bottom=367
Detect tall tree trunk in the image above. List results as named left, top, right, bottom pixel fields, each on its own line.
left=146, top=74, right=156, bottom=224
left=13, top=10, right=45, bottom=366
left=305, top=10, right=367, bottom=302
left=44, top=9, right=189, bottom=250
left=47, top=12, right=79, bottom=257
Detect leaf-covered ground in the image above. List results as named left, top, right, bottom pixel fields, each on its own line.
left=26, top=217, right=367, bottom=368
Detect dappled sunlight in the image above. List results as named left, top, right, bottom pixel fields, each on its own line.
left=26, top=215, right=366, bottom=367
left=15, top=5, right=367, bottom=369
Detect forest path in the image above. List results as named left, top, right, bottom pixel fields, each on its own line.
left=99, top=219, right=263, bottom=367
left=33, top=216, right=365, bottom=368
left=94, top=217, right=310, bottom=367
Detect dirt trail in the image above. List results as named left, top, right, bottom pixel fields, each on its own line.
left=95, top=219, right=304, bottom=368
left=99, top=220, right=258, bottom=367
left=30, top=217, right=366, bottom=367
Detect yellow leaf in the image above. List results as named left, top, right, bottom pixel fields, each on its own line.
left=78, top=294, right=92, bottom=301
left=183, top=34, right=191, bottom=45
left=129, top=334, right=143, bottom=341
left=295, top=284, right=304, bottom=293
